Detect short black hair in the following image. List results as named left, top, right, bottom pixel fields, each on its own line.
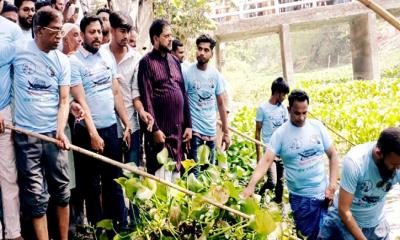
left=288, top=89, right=309, bottom=107
left=195, top=34, right=216, bottom=50
left=96, top=7, right=111, bottom=16
left=14, top=0, right=36, bottom=9
left=109, top=11, right=132, bottom=31
left=35, top=0, right=50, bottom=11
left=172, top=39, right=183, bottom=52
left=32, top=6, right=60, bottom=33
left=271, top=77, right=290, bottom=94
left=80, top=15, right=102, bottom=33
left=149, top=19, right=169, bottom=45
left=377, top=127, right=400, bottom=157
left=2, top=1, right=18, bottom=13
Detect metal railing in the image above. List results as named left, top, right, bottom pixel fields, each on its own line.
left=210, top=0, right=352, bottom=22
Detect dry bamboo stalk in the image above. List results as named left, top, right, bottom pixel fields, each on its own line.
left=357, top=0, right=400, bottom=31
left=217, top=120, right=268, bottom=148
left=5, top=124, right=251, bottom=220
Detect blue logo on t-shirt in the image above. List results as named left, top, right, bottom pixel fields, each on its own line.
left=93, top=75, right=111, bottom=85
left=298, top=148, right=319, bottom=161
left=22, top=62, right=35, bottom=75
left=28, top=79, right=51, bottom=91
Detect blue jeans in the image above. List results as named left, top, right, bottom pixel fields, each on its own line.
left=74, top=124, right=127, bottom=230
left=289, top=194, right=328, bottom=240
left=122, top=130, right=140, bottom=166
left=318, top=207, right=390, bottom=240
left=14, top=131, right=70, bottom=218
left=188, top=135, right=215, bottom=176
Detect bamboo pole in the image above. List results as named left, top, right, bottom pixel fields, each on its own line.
left=357, top=0, right=400, bottom=31
left=5, top=124, right=251, bottom=220
left=217, top=120, right=268, bottom=148
left=218, top=113, right=356, bottom=147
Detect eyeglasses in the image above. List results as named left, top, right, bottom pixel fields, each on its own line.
left=42, top=26, right=65, bottom=37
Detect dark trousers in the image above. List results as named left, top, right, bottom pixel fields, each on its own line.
left=119, top=130, right=141, bottom=228
left=258, top=159, right=284, bottom=203
left=188, top=135, right=216, bottom=177
left=73, top=124, right=127, bottom=229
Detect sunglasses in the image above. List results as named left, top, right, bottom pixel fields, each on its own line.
left=42, top=26, right=66, bottom=37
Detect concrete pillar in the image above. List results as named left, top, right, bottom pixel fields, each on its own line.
left=215, top=41, right=222, bottom=71
left=350, top=13, right=379, bottom=80
left=279, top=24, right=294, bottom=85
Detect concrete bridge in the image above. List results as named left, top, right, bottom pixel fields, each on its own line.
left=213, top=0, right=400, bottom=83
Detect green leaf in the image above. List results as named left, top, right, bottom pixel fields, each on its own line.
left=198, top=144, right=210, bottom=165
left=96, top=219, right=113, bottom=230
left=217, top=150, right=228, bottom=169
left=143, top=178, right=157, bottom=192
left=99, top=233, right=108, bottom=240
left=157, top=147, right=169, bottom=164
left=205, top=166, right=221, bottom=182
left=235, top=165, right=245, bottom=178
left=171, top=0, right=181, bottom=8
left=223, top=181, right=240, bottom=200
left=187, top=173, right=204, bottom=192
left=209, top=184, right=230, bottom=204
left=114, top=177, right=127, bottom=187
left=155, top=182, right=168, bottom=202
left=124, top=178, right=140, bottom=200
left=270, top=209, right=283, bottom=222
left=192, top=193, right=205, bottom=210
left=164, top=159, right=177, bottom=172
left=251, top=209, right=276, bottom=234
left=240, top=198, right=260, bottom=215
left=135, top=178, right=157, bottom=200
left=181, top=159, right=197, bottom=171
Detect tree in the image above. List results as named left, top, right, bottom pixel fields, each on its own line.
left=153, top=0, right=216, bottom=59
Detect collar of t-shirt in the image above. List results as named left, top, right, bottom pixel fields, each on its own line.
left=78, top=45, right=103, bottom=59
left=104, top=43, right=138, bottom=66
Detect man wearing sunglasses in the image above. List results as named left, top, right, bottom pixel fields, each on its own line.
left=318, top=127, right=400, bottom=240
left=0, top=6, right=71, bottom=240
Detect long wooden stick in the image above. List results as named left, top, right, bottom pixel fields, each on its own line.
left=5, top=124, right=251, bottom=220
left=218, top=120, right=268, bottom=148
left=357, top=0, right=400, bottom=31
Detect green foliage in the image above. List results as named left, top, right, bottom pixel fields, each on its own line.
left=153, top=0, right=216, bottom=61
left=296, top=77, right=400, bottom=155
left=105, top=145, right=297, bottom=239
left=227, top=76, right=400, bottom=157
left=382, top=65, right=400, bottom=79
left=227, top=106, right=257, bottom=184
